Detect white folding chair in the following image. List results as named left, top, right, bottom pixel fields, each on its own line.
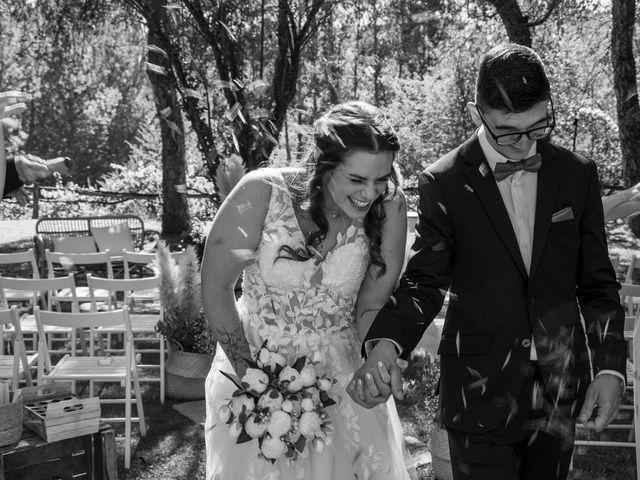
left=87, top=274, right=166, bottom=403
left=35, top=306, right=147, bottom=469
left=0, top=306, right=35, bottom=390
left=573, top=283, right=640, bottom=479
left=45, top=249, right=114, bottom=308
left=0, top=275, right=79, bottom=354
left=610, top=253, right=621, bottom=273
left=0, top=249, right=41, bottom=305
left=122, top=250, right=158, bottom=279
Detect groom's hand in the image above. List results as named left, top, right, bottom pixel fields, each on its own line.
left=347, top=340, right=404, bottom=408
left=578, top=374, right=624, bottom=432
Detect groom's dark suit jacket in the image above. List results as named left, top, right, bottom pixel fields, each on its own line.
left=366, top=134, right=627, bottom=433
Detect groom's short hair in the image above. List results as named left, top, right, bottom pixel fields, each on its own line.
left=475, top=43, right=550, bottom=113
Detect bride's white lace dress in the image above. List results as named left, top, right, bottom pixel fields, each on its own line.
left=205, top=171, right=417, bottom=480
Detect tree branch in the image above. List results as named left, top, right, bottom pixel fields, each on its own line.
left=524, top=0, right=561, bottom=28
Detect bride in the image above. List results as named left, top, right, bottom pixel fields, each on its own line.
left=201, top=101, right=417, bottom=479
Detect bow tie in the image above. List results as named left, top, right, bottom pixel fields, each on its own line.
left=493, top=154, right=542, bottom=182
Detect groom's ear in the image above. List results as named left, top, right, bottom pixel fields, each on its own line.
left=467, top=102, right=481, bottom=127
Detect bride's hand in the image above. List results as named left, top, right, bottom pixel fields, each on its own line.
left=347, top=340, right=404, bottom=409
left=376, top=358, right=409, bottom=383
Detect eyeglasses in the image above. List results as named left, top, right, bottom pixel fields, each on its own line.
left=477, top=98, right=556, bottom=146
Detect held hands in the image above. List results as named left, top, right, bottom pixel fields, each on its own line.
left=346, top=340, right=408, bottom=409
left=578, top=374, right=625, bottom=432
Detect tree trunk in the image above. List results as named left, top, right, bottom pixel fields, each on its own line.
left=612, top=0, right=640, bottom=185
left=485, top=0, right=532, bottom=47
left=146, top=5, right=190, bottom=243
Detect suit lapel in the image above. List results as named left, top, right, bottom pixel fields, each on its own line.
left=463, top=136, right=528, bottom=279
left=530, top=140, right=560, bottom=280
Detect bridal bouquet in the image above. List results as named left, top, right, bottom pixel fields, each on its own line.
left=217, top=342, right=337, bottom=462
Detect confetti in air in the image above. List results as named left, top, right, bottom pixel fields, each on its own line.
left=501, top=350, right=512, bottom=371
left=236, top=201, right=253, bottom=215
left=412, top=298, right=423, bottom=316
left=230, top=249, right=255, bottom=262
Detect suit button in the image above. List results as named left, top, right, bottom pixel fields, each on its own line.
left=528, top=297, right=535, bottom=306
left=522, top=338, right=531, bottom=348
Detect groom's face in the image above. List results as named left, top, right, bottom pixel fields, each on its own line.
left=475, top=100, right=551, bottom=161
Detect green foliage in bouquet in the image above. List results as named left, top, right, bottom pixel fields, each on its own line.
left=155, top=240, right=216, bottom=354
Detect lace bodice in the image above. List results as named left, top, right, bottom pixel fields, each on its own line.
left=237, top=171, right=370, bottom=349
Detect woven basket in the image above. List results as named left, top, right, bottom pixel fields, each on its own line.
left=166, top=349, right=214, bottom=400
left=0, top=398, right=23, bottom=448
left=429, top=426, right=453, bottom=480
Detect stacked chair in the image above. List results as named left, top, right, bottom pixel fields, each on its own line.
left=34, top=306, right=146, bottom=469
left=0, top=230, right=155, bottom=470
left=87, top=274, right=166, bottom=403
left=0, top=306, right=35, bottom=390
left=572, top=256, right=640, bottom=479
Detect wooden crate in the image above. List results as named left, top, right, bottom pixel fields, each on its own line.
left=0, top=423, right=117, bottom=480
left=20, top=382, right=100, bottom=443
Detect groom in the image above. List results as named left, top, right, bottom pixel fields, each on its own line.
left=348, top=43, right=627, bottom=480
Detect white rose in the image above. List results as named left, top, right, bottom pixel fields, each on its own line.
left=257, top=349, right=272, bottom=368
left=279, top=366, right=304, bottom=392
left=230, top=394, right=255, bottom=417
left=244, top=413, right=269, bottom=438
left=310, top=350, right=323, bottom=364
left=269, top=352, right=287, bottom=370
left=281, top=399, right=294, bottom=413
left=260, top=434, right=288, bottom=460
left=228, top=421, right=243, bottom=440
left=314, top=437, right=326, bottom=453
left=317, top=377, right=332, bottom=392
left=268, top=410, right=292, bottom=438
left=286, top=423, right=301, bottom=443
left=217, top=404, right=232, bottom=423
left=242, top=368, right=269, bottom=394
left=299, top=364, right=316, bottom=387
left=257, top=388, right=284, bottom=412
left=303, top=386, right=321, bottom=406
left=288, top=397, right=302, bottom=417
left=301, top=398, right=315, bottom=412
left=299, top=411, right=322, bottom=437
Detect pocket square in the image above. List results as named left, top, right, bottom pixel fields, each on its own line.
left=551, top=206, right=574, bottom=222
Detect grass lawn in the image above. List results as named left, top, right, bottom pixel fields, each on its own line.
left=1, top=218, right=639, bottom=479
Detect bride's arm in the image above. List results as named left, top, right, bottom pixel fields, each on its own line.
left=201, top=170, right=272, bottom=378
left=355, top=190, right=407, bottom=341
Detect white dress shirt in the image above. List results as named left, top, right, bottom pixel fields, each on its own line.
left=478, top=127, right=539, bottom=360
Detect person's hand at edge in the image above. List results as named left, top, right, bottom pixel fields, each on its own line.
left=0, top=91, right=30, bottom=126
left=14, top=154, right=51, bottom=183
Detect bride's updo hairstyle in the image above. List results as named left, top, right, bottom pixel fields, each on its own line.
left=279, top=101, right=401, bottom=277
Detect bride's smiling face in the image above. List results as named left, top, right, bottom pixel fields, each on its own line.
left=322, top=150, right=394, bottom=221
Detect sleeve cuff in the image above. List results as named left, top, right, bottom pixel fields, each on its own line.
left=364, top=338, right=403, bottom=357
left=596, top=369, right=626, bottom=389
